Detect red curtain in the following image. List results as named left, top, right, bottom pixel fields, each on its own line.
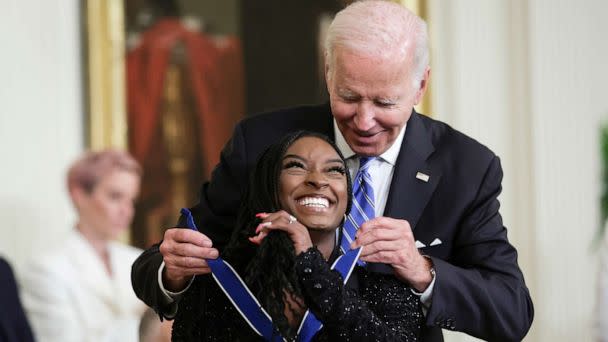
left=127, top=18, right=245, bottom=177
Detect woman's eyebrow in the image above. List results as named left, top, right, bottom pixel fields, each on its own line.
left=282, top=155, right=344, bottom=165
left=282, top=154, right=305, bottom=161
left=325, top=158, right=345, bottom=165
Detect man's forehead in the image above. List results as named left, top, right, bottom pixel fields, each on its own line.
left=335, top=85, right=402, bottom=101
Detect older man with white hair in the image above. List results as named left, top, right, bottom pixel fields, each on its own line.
left=132, top=1, right=534, bottom=341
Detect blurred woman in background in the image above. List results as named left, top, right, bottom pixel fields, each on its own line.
left=21, top=149, right=147, bottom=341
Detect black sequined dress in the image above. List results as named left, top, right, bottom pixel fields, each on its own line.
left=171, top=247, right=423, bottom=341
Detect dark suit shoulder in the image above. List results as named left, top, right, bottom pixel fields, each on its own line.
left=414, top=114, right=501, bottom=212
left=0, top=256, right=9, bottom=270
left=419, top=114, right=497, bottom=169
left=238, top=103, right=333, bottom=138
left=0, top=257, right=16, bottom=288
left=226, top=104, right=333, bottom=168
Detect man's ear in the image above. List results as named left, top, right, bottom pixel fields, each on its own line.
left=413, top=66, right=431, bottom=105
left=324, top=52, right=331, bottom=91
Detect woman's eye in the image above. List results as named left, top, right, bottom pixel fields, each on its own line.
left=327, top=166, right=346, bottom=175
left=283, top=161, right=305, bottom=169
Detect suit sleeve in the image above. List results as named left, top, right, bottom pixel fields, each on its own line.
left=0, top=259, right=35, bottom=342
left=131, top=122, right=249, bottom=318
left=425, top=156, right=534, bottom=342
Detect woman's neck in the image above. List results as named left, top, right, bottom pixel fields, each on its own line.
left=76, top=222, right=112, bottom=276
left=308, top=229, right=336, bottom=260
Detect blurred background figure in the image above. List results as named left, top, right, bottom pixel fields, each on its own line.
left=20, top=150, right=147, bottom=342
left=0, top=256, right=34, bottom=342
left=139, top=309, right=172, bottom=342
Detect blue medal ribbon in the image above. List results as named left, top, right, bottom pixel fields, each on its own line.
left=181, top=208, right=361, bottom=342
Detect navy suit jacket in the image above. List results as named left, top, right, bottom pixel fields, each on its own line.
left=132, top=103, right=534, bottom=341
left=0, top=257, right=35, bottom=342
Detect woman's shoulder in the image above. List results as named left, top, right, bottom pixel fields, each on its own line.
left=173, top=275, right=262, bottom=341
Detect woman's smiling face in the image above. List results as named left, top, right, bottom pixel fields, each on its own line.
left=278, top=136, right=348, bottom=231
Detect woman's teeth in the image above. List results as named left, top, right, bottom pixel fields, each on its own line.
left=297, top=197, right=329, bottom=208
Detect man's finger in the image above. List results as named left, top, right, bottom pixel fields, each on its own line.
left=165, top=265, right=212, bottom=278
left=351, top=228, right=405, bottom=249
left=358, top=217, right=410, bottom=234
left=167, top=228, right=213, bottom=247
left=172, top=245, right=219, bottom=260
left=358, top=240, right=403, bottom=257
left=166, top=254, right=216, bottom=269
left=359, top=250, right=399, bottom=264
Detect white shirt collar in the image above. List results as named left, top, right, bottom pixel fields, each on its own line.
left=333, top=119, right=406, bottom=166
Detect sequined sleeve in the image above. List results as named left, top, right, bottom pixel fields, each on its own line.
left=295, top=247, right=423, bottom=341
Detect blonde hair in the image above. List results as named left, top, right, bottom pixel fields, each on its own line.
left=67, top=149, right=141, bottom=194
left=325, top=0, right=429, bottom=88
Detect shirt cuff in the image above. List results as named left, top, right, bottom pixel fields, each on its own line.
left=157, top=261, right=194, bottom=304
left=410, top=259, right=436, bottom=314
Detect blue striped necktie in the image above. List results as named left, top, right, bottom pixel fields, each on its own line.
left=341, top=156, right=376, bottom=260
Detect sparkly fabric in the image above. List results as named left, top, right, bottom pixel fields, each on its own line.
left=171, top=247, right=423, bottom=341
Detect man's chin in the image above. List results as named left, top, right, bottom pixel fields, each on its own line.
left=347, top=135, right=390, bottom=156
left=351, top=144, right=386, bottom=157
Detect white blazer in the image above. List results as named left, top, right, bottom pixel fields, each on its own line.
left=20, top=229, right=146, bottom=342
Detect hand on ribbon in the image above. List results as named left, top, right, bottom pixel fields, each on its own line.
left=159, top=228, right=219, bottom=292
left=350, top=216, right=433, bottom=292
left=248, top=211, right=313, bottom=255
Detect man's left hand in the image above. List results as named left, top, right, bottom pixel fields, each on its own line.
left=351, top=216, right=433, bottom=292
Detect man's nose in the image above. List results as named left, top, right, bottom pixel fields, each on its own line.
left=353, top=102, right=375, bottom=131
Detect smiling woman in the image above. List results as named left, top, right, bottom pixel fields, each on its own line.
left=170, top=131, right=423, bottom=341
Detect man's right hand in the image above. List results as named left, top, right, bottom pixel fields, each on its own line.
left=159, top=228, right=219, bottom=292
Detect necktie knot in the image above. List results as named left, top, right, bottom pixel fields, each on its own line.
left=358, top=156, right=375, bottom=172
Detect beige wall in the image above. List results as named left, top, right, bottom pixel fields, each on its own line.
left=0, top=0, right=83, bottom=270
left=429, top=0, right=608, bottom=341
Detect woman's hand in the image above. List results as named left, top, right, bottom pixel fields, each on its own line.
left=248, top=210, right=313, bottom=254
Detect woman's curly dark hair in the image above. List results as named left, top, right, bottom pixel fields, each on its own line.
left=222, top=130, right=352, bottom=339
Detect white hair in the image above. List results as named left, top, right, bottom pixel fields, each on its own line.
left=325, top=0, right=429, bottom=89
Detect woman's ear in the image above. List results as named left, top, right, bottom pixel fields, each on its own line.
left=69, top=186, right=88, bottom=210
left=324, top=52, right=332, bottom=92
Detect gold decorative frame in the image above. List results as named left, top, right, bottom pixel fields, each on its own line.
left=399, top=0, right=432, bottom=116
left=84, top=0, right=127, bottom=149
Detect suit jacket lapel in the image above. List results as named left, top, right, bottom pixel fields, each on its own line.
left=366, top=112, right=442, bottom=275
left=384, top=111, right=442, bottom=232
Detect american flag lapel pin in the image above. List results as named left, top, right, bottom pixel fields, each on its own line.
left=416, top=172, right=430, bottom=182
